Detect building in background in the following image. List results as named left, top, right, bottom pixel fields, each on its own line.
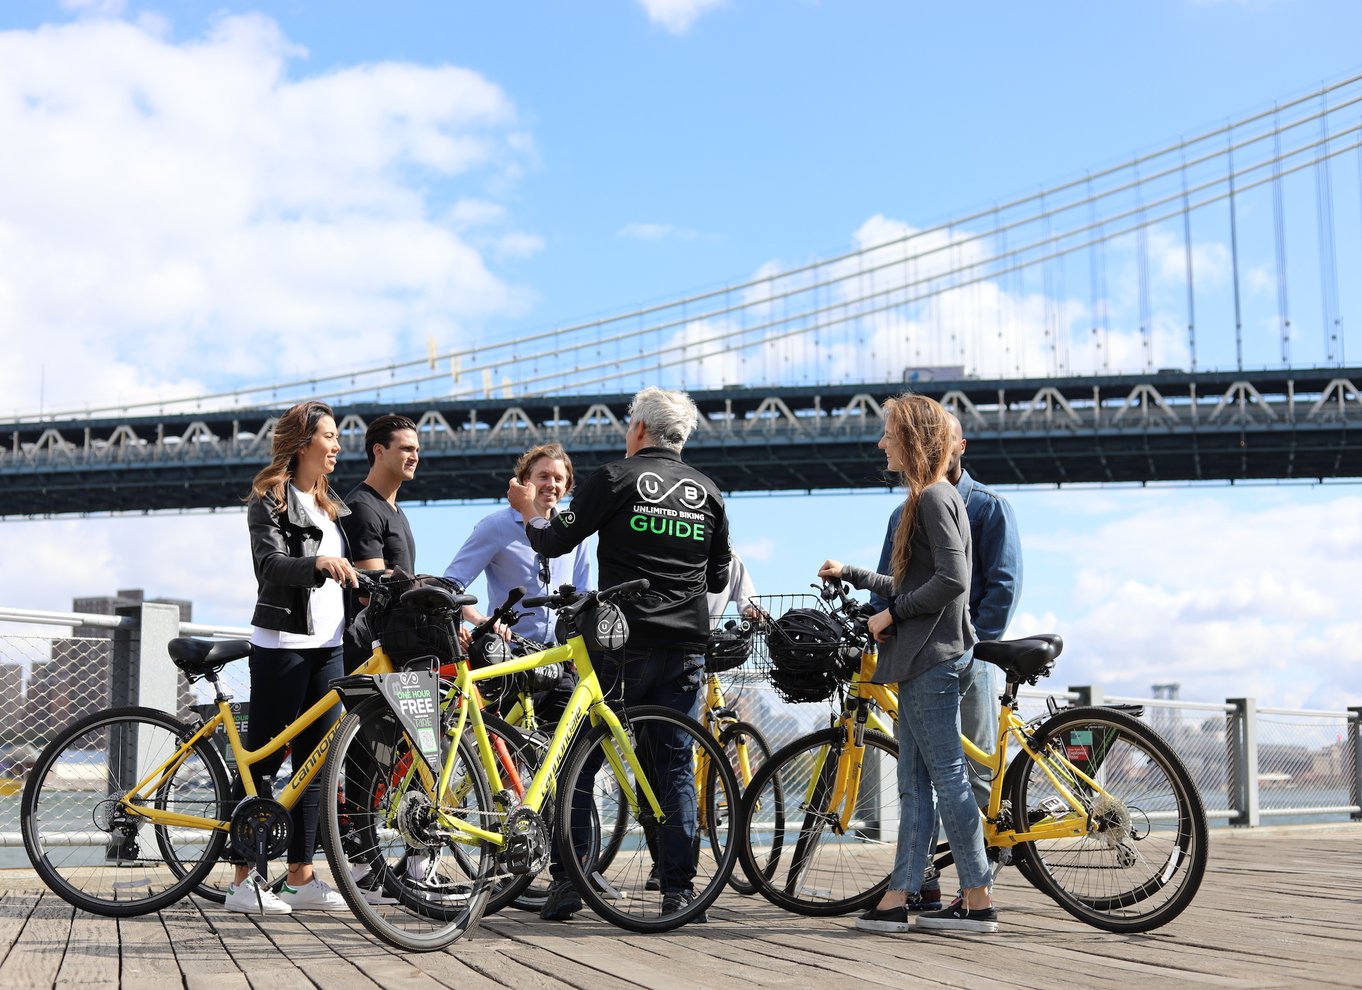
left=21, top=589, right=194, bottom=741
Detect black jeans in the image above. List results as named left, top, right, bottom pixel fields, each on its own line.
left=553, top=646, right=704, bottom=894
left=236, top=644, right=343, bottom=865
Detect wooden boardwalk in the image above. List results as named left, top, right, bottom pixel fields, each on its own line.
left=0, top=824, right=1358, bottom=989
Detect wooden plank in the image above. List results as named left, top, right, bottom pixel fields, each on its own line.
left=54, top=909, right=118, bottom=990
left=117, top=912, right=182, bottom=986
left=0, top=891, right=72, bottom=990
left=0, top=892, right=40, bottom=972
left=0, top=825, right=1359, bottom=989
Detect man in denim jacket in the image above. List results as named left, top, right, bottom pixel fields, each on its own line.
left=871, top=411, right=1021, bottom=905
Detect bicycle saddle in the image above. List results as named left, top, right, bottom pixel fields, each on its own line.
left=167, top=637, right=252, bottom=678
left=399, top=585, right=477, bottom=612
left=973, top=633, right=1063, bottom=684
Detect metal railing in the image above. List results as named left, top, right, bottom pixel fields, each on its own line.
left=0, top=603, right=1357, bottom=866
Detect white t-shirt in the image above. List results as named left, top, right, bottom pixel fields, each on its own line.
left=706, top=551, right=756, bottom=619
left=251, top=487, right=347, bottom=651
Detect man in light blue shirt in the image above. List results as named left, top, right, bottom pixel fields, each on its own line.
left=444, top=443, right=592, bottom=645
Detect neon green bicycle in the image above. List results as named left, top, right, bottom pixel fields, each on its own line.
left=320, top=578, right=741, bottom=951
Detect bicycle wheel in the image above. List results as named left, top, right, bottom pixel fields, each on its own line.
left=704, top=720, right=780, bottom=896
left=557, top=705, right=740, bottom=932
left=1007, top=706, right=1208, bottom=933
left=22, top=706, right=230, bottom=916
left=736, top=726, right=898, bottom=916
left=321, top=696, right=493, bottom=952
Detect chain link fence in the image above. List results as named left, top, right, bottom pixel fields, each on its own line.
left=1, top=604, right=1358, bottom=871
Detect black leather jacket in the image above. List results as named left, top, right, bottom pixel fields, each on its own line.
left=247, top=487, right=351, bottom=635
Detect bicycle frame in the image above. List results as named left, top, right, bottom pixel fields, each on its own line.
left=814, top=640, right=1105, bottom=847
left=117, top=648, right=400, bottom=834
left=402, top=633, right=669, bottom=849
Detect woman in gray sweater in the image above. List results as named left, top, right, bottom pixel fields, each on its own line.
left=818, top=394, right=996, bottom=935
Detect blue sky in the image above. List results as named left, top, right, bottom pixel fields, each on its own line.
left=3, top=0, right=1362, bottom=711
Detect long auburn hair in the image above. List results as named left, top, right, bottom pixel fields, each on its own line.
left=886, top=394, right=954, bottom=584
left=249, top=400, right=343, bottom=520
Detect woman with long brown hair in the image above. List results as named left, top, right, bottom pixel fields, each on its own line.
left=228, top=400, right=358, bottom=915
left=818, top=393, right=995, bottom=934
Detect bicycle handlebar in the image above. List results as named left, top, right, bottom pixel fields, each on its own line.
left=470, top=586, right=527, bottom=641
left=816, top=578, right=877, bottom=637
left=517, top=578, right=651, bottom=624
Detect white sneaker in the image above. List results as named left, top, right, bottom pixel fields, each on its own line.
left=224, top=874, right=292, bottom=915
left=278, top=877, right=349, bottom=912
left=351, top=863, right=398, bottom=905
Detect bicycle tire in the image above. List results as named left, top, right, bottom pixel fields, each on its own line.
left=705, top=720, right=780, bottom=896
left=556, top=705, right=740, bottom=932
left=22, top=706, right=230, bottom=917
left=321, top=696, right=493, bottom=952
left=1008, top=705, right=1209, bottom=933
left=736, top=726, right=898, bottom=916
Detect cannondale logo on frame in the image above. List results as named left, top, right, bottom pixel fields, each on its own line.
left=635, top=472, right=707, bottom=510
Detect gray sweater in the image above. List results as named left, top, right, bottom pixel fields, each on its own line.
left=842, top=481, right=976, bottom=685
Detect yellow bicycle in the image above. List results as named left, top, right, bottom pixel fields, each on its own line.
left=19, top=571, right=471, bottom=916
left=695, top=615, right=783, bottom=896
left=736, top=581, right=1208, bottom=933
left=320, top=579, right=742, bottom=951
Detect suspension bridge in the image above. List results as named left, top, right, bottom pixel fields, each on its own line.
left=6, top=73, right=1362, bottom=517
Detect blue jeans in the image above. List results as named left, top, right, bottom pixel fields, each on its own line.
left=925, top=658, right=998, bottom=880
left=554, top=645, right=704, bottom=893
left=893, top=651, right=991, bottom=893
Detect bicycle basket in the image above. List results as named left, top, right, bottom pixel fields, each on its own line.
left=705, top=617, right=754, bottom=674
left=372, top=606, right=461, bottom=667
left=763, top=605, right=857, bottom=704
left=370, top=574, right=465, bottom=667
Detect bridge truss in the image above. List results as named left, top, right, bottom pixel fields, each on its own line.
left=4, top=369, right=1360, bottom=517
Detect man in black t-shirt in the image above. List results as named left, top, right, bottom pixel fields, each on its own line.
left=339, top=413, right=426, bottom=902
left=341, top=414, right=419, bottom=675
left=342, top=414, right=419, bottom=575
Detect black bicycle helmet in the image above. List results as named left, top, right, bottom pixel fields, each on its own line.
left=705, top=619, right=754, bottom=674
left=766, top=607, right=854, bottom=703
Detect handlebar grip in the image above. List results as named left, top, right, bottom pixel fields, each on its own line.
left=521, top=595, right=549, bottom=608
left=502, top=586, right=526, bottom=608
left=600, top=578, right=650, bottom=600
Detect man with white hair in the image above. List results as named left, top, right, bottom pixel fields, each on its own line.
left=508, top=386, right=732, bottom=923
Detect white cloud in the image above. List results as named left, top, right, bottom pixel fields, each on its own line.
left=0, top=13, right=538, bottom=417
left=1, top=511, right=253, bottom=628
left=734, top=536, right=777, bottom=563
left=1007, top=489, right=1362, bottom=710
left=636, top=0, right=726, bottom=34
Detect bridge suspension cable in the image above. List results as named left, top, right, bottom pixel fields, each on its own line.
left=20, top=70, right=1362, bottom=422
